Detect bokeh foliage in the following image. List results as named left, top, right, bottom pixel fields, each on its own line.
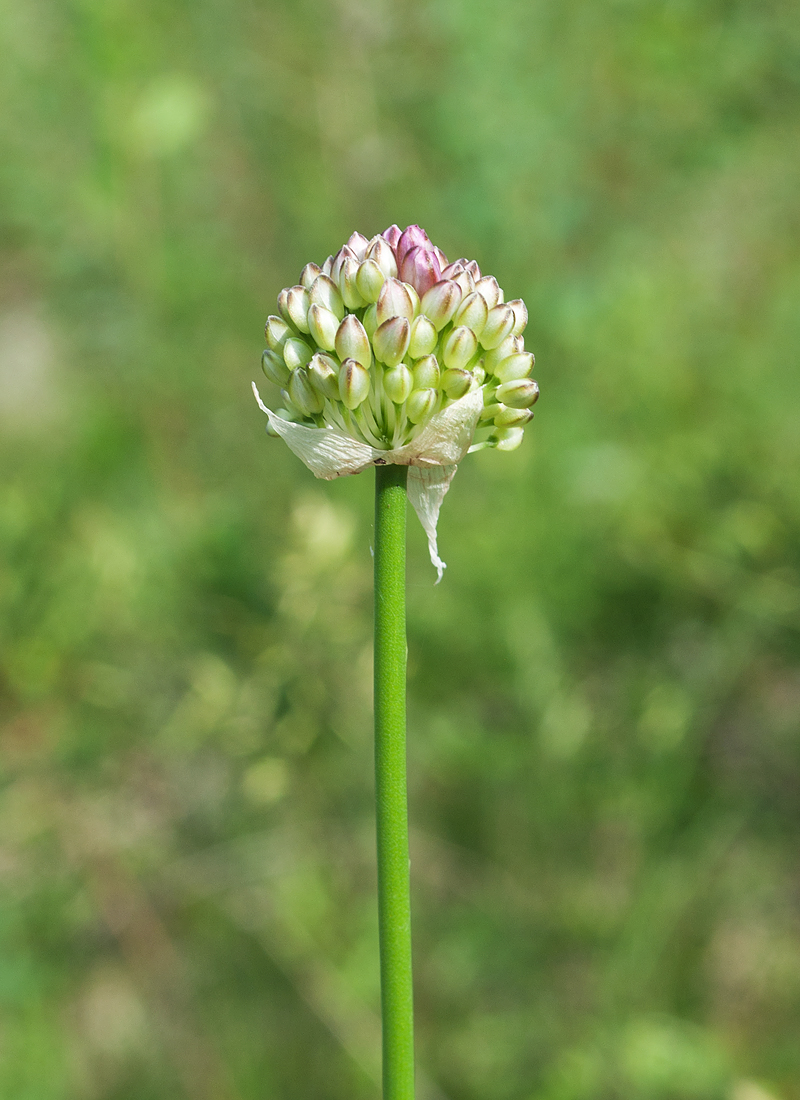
left=1, top=0, right=800, bottom=1098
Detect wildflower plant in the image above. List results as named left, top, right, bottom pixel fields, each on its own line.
left=254, top=225, right=538, bottom=1098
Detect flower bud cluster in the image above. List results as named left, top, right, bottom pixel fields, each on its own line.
left=261, top=225, right=538, bottom=453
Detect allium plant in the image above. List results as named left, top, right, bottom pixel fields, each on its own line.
left=254, top=225, right=538, bottom=1099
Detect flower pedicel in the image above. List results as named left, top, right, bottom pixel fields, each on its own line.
left=253, top=224, right=539, bottom=578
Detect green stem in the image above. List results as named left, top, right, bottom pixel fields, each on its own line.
left=373, top=463, right=414, bottom=1100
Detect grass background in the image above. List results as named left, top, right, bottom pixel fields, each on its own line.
left=1, top=1, right=800, bottom=1097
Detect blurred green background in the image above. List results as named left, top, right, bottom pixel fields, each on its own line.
left=2, top=0, right=799, bottom=1097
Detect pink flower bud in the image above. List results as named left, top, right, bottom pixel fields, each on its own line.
left=381, top=224, right=402, bottom=250
left=398, top=245, right=441, bottom=297
left=441, top=261, right=466, bottom=279
left=345, top=231, right=370, bottom=260
left=396, top=224, right=431, bottom=263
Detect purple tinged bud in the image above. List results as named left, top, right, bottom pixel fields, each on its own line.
left=494, top=405, right=534, bottom=428
left=339, top=358, right=371, bottom=409
left=308, top=353, right=341, bottom=401
left=384, top=364, right=413, bottom=404
left=286, top=285, right=311, bottom=332
left=289, top=367, right=324, bottom=416
left=442, top=325, right=478, bottom=371
left=433, top=245, right=449, bottom=268
left=283, top=336, right=314, bottom=371
left=493, top=351, right=535, bottom=384
left=480, top=304, right=515, bottom=349
left=382, top=224, right=402, bottom=249
left=507, top=298, right=528, bottom=336
left=408, top=315, right=437, bottom=358
left=399, top=245, right=441, bottom=297
left=366, top=237, right=398, bottom=279
left=376, top=278, right=415, bottom=325
left=441, top=367, right=473, bottom=400
left=339, top=255, right=367, bottom=310
left=265, top=315, right=290, bottom=351
left=262, top=348, right=291, bottom=386
left=453, top=291, right=489, bottom=336
left=495, top=378, right=540, bottom=409
left=335, top=314, right=371, bottom=368
left=356, top=258, right=386, bottom=303
left=465, top=259, right=481, bottom=281
left=493, top=426, right=525, bottom=451
left=441, top=261, right=465, bottom=279
left=300, top=262, right=322, bottom=289
left=420, top=280, right=462, bottom=330
left=307, top=304, right=339, bottom=352
left=396, top=224, right=430, bottom=262
left=309, top=274, right=345, bottom=321
left=331, top=245, right=358, bottom=285
left=346, top=231, right=370, bottom=260
left=412, top=354, right=440, bottom=389
left=475, top=276, right=501, bottom=309
left=373, top=316, right=411, bottom=367
left=406, top=388, right=438, bottom=424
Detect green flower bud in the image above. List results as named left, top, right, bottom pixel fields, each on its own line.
left=442, top=325, right=478, bottom=371
left=412, top=354, right=440, bottom=390
left=309, top=274, right=345, bottom=321
left=308, top=352, right=341, bottom=401
left=285, top=286, right=311, bottom=333
left=373, top=316, right=411, bottom=368
left=300, top=262, right=322, bottom=289
left=283, top=336, right=314, bottom=371
left=307, top=303, right=340, bottom=352
left=483, top=335, right=519, bottom=374
left=473, top=364, right=486, bottom=386
left=493, top=351, right=535, bottom=383
left=335, top=314, right=371, bottom=368
left=289, top=367, right=324, bottom=416
left=277, top=288, right=293, bottom=327
left=480, top=304, right=515, bottom=349
left=441, top=367, right=473, bottom=400
left=507, top=298, right=528, bottom=336
left=495, top=378, right=540, bottom=409
left=493, top=404, right=534, bottom=428
left=363, top=303, right=379, bottom=340
left=406, top=283, right=421, bottom=319
left=384, top=363, right=413, bottom=404
left=492, top=425, right=525, bottom=451
left=339, top=358, right=371, bottom=410
left=366, top=236, right=398, bottom=279
left=265, top=315, right=290, bottom=351
left=479, top=402, right=502, bottom=421
left=331, top=245, right=358, bottom=285
left=376, top=278, right=415, bottom=325
left=356, top=258, right=386, bottom=303
left=262, top=348, right=291, bottom=386
left=451, top=269, right=475, bottom=296
left=408, top=314, right=437, bottom=358
left=406, top=388, right=438, bottom=424
left=339, top=255, right=367, bottom=310
left=475, top=275, right=502, bottom=309
left=453, top=291, right=489, bottom=337
left=420, top=279, right=462, bottom=330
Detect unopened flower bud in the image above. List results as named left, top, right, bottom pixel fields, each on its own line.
left=363, top=303, right=379, bottom=339
left=492, top=351, right=535, bottom=383
left=331, top=245, right=358, bottom=285
left=339, top=358, right=371, bottom=409
left=300, top=262, right=322, bottom=289
left=283, top=336, right=314, bottom=371
left=451, top=269, right=475, bottom=296
left=399, top=245, right=441, bottom=297
left=373, top=316, right=411, bottom=367
left=441, top=260, right=466, bottom=279
left=441, top=367, right=473, bottom=400
left=335, top=314, right=371, bottom=368
left=483, top=335, right=517, bottom=374
left=442, top=325, right=478, bottom=370
left=412, top=354, right=440, bottom=389
left=356, top=258, right=386, bottom=303
left=475, top=276, right=502, bottom=308
left=493, top=405, right=534, bottom=428
left=384, top=364, right=413, bottom=404
left=408, top=314, right=437, bottom=358
left=506, top=299, right=528, bottom=336
left=308, top=353, right=341, bottom=401
left=396, top=224, right=431, bottom=262
left=265, top=315, right=290, bottom=351
left=309, top=274, right=345, bottom=321
left=346, top=231, right=369, bottom=260
left=420, top=280, right=462, bottom=330
left=382, top=224, right=402, bottom=250
left=289, top=367, right=324, bottom=416
left=453, top=291, right=489, bottom=336
left=480, top=304, right=515, bottom=349
left=406, top=388, right=438, bottom=424
left=366, top=236, right=398, bottom=279
left=376, top=278, right=415, bottom=325
left=277, top=288, right=292, bottom=326
left=495, top=378, right=540, bottom=409
left=465, top=259, right=481, bottom=281
left=284, top=285, right=311, bottom=333
left=307, top=304, right=340, bottom=352
left=321, top=255, right=334, bottom=275
left=339, top=255, right=367, bottom=310
left=262, top=348, right=291, bottom=386
left=492, top=426, right=525, bottom=451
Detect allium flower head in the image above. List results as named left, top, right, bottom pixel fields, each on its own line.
left=254, top=225, right=539, bottom=578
